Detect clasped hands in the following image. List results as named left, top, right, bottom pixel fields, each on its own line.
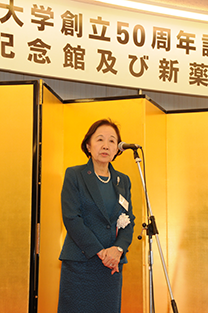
left=97, top=246, right=123, bottom=275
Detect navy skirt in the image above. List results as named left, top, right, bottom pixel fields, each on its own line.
left=58, top=256, right=123, bottom=313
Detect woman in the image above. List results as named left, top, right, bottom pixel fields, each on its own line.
left=58, top=118, right=135, bottom=313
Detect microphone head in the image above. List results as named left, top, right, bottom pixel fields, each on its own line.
left=118, top=142, right=141, bottom=151
left=118, top=142, right=126, bottom=152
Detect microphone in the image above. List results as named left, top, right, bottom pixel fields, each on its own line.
left=118, top=142, right=141, bottom=151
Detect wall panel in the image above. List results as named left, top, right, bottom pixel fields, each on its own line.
left=167, top=112, right=208, bottom=312
left=38, top=86, right=64, bottom=313
left=144, top=102, right=168, bottom=312
left=63, top=98, right=147, bottom=313
left=0, top=84, right=34, bottom=313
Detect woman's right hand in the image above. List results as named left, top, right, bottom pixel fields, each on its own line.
left=97, top=247, right=121, bottom=275
left=97, top=249, right=105, bottom=260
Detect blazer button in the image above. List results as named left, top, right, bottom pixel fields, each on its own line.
left=106, top=225, right=111, bottom=229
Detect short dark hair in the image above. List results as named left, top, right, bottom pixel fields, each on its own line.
left=81, top=118, right=122, bottom=160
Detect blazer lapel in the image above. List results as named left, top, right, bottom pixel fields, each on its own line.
left=81, top=159, right=111, bottom=223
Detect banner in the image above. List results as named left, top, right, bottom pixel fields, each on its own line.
left=0, top=0, right=208, bottom=96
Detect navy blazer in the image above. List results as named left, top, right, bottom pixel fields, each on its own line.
left=59, top=158, right=135, bottom=263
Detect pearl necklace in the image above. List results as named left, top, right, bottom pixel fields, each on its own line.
left=95, top=170, right=111, bottom=184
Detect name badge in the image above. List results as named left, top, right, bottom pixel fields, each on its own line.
left=119, top=194, right=129, bottom=211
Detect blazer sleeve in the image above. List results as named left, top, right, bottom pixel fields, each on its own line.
left=61, top=167, right=104, bottom=259
left=114, top=175, right=135, bottom=255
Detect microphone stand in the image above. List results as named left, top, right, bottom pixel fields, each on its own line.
left=133, top=149, right=179, bottom=313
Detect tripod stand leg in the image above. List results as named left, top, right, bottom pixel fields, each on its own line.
left=155, top=234, right=179, bottom=313
left=149, top=236, right=155, bottom=313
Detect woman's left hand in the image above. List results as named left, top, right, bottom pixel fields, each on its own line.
left=102, top=246, right=122, bottom=275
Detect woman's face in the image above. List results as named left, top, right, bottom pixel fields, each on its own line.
left=86, top=125, right=118, bottom=166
